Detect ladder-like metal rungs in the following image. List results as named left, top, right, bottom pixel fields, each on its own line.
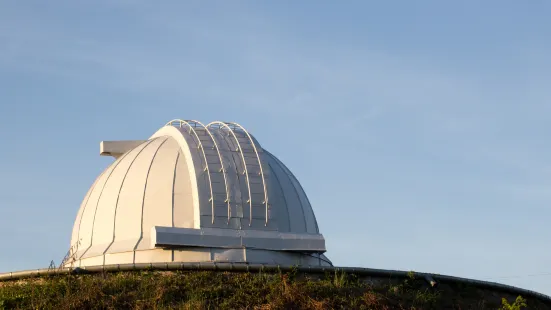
left=211, top=192, right=229, bottom=201
left=239, top=146, right=256, bottom=152
left=198, top=137, right=214, bottom=144
left=205, top=158, right=223, bottom=165
left=246, top=194, right=267, bottom=204
left=206, top=165, right=224, bottom=173
left=245, top=166, right=261, bottom=175
left=249, top=178, right=263, bottom=184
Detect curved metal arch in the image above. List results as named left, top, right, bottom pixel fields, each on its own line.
left=185, top=120, right=231, bottom=222
left=206, top=121, right=254, bottom=226
left=225, top=122, right=269, bottom=226
left=166, top=119, right=216, bottom=224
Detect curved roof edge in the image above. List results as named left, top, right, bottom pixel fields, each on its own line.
left=0, top=264, right=549, bottom=303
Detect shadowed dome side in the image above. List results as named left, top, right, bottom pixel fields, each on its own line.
left=65, top=120, right=331, bottom=268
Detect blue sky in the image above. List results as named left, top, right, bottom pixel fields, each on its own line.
left=1, top=0, right=550, bottom=295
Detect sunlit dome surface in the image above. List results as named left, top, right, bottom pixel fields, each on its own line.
left=65, top=120, right=331, bottom=268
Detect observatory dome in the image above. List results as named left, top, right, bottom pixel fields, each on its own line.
left=66, top=120, right=331, bottom=268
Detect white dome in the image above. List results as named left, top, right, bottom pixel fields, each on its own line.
left=65, top=120, right=330, bottom=267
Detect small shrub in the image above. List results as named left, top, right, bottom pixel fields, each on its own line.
left=501, top=295, right=527, bottom=310
left=332, top=269, right=347, bottom=288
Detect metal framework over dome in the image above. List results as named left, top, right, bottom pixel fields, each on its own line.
left=64, top=120, right=331, bottom=268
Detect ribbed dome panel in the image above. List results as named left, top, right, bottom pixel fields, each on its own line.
left=66, top=120, right=330, bottom=268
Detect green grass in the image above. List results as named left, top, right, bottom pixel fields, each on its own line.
left=0, top=270, right=547, bottom=309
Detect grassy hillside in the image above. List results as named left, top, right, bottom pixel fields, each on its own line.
left=0, top=270, right=548, bottom=309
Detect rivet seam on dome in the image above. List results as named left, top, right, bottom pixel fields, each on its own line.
left=171, top=152, right=180, bottom=228
left=78, top=147, right=137, bottom=259
left=269, top=152, right=308, bottom=232
left=100, top=139, right=156, bottom=257
left=266, top=161, right=292, bottom=232
left=133, top=138, right=169, bottom=255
